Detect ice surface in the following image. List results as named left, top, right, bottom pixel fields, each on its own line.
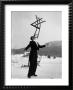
left=11, top=54, right=62, bottom=79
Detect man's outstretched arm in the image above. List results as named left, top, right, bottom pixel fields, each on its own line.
left=24, top=42, right=31, bottom=51
left=38, top=44, right=46, bottom=48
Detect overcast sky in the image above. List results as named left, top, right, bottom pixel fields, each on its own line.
left=11, top=11, right=62, bottom=49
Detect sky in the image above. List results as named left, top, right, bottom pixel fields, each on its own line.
left=11, top=11, right=62, bottom=49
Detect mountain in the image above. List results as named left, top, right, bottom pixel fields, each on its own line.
left=11, top=41, right=62, bottom=57
left=39, top=41, right=62, bottom=57
left=11, top=48, right=24, bottom=55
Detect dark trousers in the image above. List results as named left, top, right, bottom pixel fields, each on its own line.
left=28, top=53, right=37, bottom=77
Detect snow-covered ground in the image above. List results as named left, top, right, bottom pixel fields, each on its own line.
left=11, top=54, right=62, bottom=79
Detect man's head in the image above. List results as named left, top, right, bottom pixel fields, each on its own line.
left=30, top=36, right=35, bottom=41
left=30, top=36, right=38, bottom=41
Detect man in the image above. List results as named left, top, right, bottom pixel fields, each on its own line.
left=24, top=36, right=46, bottom=78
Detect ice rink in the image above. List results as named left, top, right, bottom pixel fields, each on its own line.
left=11, top=54, right=62, bottom=79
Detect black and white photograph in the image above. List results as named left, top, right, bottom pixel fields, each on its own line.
left=11, top=11, right=62, bottom=79
left=5, top=5, right=69, bottom=86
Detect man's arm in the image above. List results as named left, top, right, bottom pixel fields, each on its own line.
left=24, top=42, right=31, bottom=51
left=38, top=44, right=46, bottom=48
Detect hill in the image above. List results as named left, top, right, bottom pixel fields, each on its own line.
left=11, top=41, right=62, bottom=57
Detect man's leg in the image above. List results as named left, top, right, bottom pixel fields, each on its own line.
left=33, top=61, right=37, bottom=76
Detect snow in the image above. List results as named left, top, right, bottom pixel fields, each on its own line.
left=11, top=54, right=62, bottom=79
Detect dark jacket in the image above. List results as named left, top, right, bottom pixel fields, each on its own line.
left=25, top=40, right=45, bottom=52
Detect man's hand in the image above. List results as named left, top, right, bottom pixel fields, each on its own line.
left=23, top=49, right=26, bottom=54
